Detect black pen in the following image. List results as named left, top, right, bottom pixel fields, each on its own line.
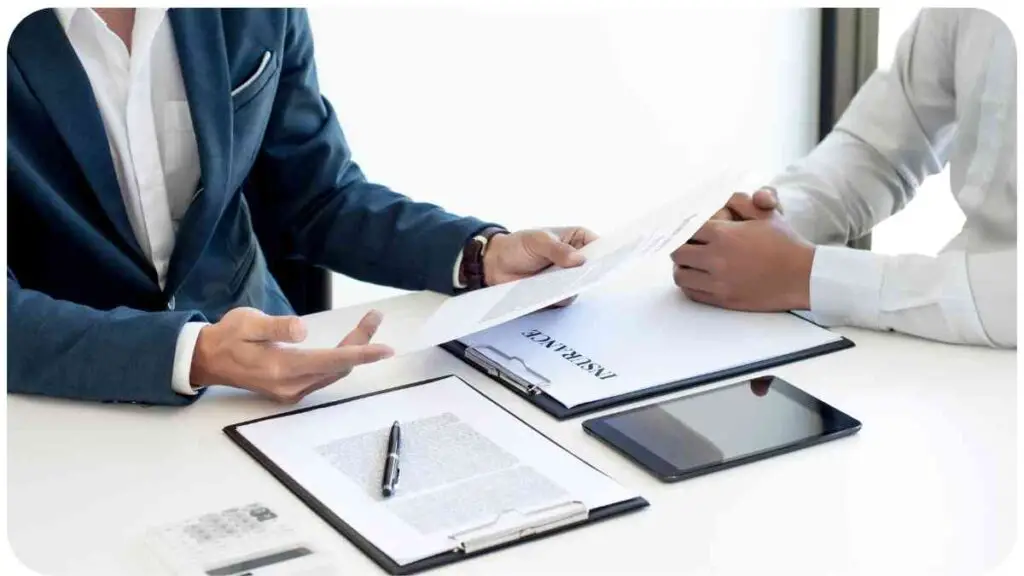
left=380, top=421, right=402, bottom=497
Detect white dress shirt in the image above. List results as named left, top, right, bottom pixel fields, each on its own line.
left=770, top=8, right=1016, bottom=348
left=58, top=8, right=471, bottom=396
left=57, top=8, right=205, bottom=394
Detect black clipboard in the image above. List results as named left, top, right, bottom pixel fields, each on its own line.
left=441, top=317, right=855, bottom=420
left=224, top=374, right=649, bottom=575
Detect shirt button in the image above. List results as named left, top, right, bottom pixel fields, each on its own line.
left=167, top=296, right=176, bottom=311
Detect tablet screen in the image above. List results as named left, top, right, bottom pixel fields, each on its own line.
left=585, top=376, right=860, bottom=479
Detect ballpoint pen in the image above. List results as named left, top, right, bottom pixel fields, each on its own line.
left=380, top=421, right=402, bottom=497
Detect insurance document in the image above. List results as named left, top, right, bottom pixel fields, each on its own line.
left=233, top=376, right=637, bottom=566
left=294, top=171, right=741, bottom=355
left=459, top=277, right=846, bottom=408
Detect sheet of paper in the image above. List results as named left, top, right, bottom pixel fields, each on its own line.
left=292, top=171, right=743, bottom=355
left=294, top=291, right=448, bottom=351
left=235, top=376, right=636, bottom=566
left=459, top=275, right=844, bottom=408
left=408, top=171, right=738, bottom=352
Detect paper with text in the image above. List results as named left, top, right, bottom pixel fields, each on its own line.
left=460, top=279, right=845, bottom=408
left=235, top=376, right=636, bottom=566
left=408, top=172, right=737, bottom=352
left=292, top=171, right=741, bottom=355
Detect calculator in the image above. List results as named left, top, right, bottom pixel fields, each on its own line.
left=144, top=502, right=339, bottom=576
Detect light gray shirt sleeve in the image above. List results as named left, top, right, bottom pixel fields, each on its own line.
left=768, top=9, right=1016, bottom=348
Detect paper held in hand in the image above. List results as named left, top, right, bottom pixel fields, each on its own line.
left=293, top=171, right=747, bottom=355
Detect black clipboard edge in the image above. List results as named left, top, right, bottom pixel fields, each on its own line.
left=441, top=335, right=855, bottom=420
left=223, top=374, right=649, bottom=575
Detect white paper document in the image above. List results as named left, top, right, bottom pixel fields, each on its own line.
left=408, top=172, right=740, bottom=352
left=459, top=279, right=846, bottom=409
left=235, top=376, right=637, bottom=566
left=293, top=172, right=740, bottom=354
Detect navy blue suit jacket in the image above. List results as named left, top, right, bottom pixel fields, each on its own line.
left=7, top=8, right=493, bottom=405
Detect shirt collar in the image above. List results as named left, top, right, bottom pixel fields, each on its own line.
left=53, top=8, right=169, bottom=32
left=54, top=8, right=77, bottom=31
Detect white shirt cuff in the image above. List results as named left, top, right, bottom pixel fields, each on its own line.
left=453, top=250, right=466, bottom=289
left=807, top=245, right=885, bottom=328
left=171, top=321, right=208, bottom=396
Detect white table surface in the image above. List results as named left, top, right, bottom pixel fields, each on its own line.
left=7, top=284, right=1017, bottom=576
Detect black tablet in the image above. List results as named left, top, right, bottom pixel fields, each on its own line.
left=582, top=375, right=861, bottom=482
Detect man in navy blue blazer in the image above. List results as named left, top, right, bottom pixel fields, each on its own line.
left=7, top=8, right=596, bottom=406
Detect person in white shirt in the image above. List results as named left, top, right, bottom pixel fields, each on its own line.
left=670, top=8, right=1016, bottom=349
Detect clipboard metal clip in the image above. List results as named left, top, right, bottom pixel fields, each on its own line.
left=464, top=345, right=551, bottom=396
left=448, top=500, right=588, bottom=555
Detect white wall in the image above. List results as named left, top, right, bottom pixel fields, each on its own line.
left=307, top=4, right=821, bottom=306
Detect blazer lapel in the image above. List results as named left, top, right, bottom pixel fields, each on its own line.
left=165, top=8, right=234, bottom=293
left=8, top=9, right=150, bottom=269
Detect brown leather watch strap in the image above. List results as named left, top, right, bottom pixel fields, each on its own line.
left=459, top=227, right=507, bottom=291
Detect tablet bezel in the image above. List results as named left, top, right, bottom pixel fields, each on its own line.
left=582, top=376, right=862, bottom=482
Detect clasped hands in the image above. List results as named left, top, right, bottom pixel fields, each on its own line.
left=670, top=188, right=815, bottom=312
left=190, top=227, right=598, bottom=403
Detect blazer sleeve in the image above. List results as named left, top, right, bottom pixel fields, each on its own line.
left=7, top=269, right=207, bottom=405
left=247, top=8, right=497, bottom=294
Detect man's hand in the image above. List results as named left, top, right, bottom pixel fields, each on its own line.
left=670, top=218, right=814, bottom=312
left=190, top=308, right=394, bottom=403
left=483, top=227, right=598, bottom=306
left=709, top=187, right=782, bottom=222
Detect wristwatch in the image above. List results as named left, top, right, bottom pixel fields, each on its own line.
left=458, top=227, right=508, bottom=291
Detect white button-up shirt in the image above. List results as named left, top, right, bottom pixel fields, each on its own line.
left=56, top=8, right=471, bottom=395
left=772, top=8, right=1016, bottom=348
left=56, top=7, right=204, bottom=394
left=57, top=8, right=200, bottom=283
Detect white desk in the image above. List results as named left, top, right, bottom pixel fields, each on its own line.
left=7, top=302, right=1016, bottom=575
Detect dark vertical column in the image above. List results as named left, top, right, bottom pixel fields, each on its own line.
left=818, top=8, right=879, bottom=250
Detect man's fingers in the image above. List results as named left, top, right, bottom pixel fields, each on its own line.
left=710, top=193, right=753, bottom=222
left=292, top=372, right=349, bottom=402
left=339, top=310, right=384, bottom=347
left=560, top=227, right=599, bottom=249
left=260, top=343, right=394, bottom=381
left=669, top=243, right=713, bottom=271
left=752, top=187, right=781, bottom=212
left=724, top=192, right=754, bottom=217
left=243, top=312, right=306, bottom=343
left=681, top=287, right=723, bottom=307
left=303, top=344, right=395, bottom=375
left=673, top=265, right=717, bottom=293
left=260, top=373, right=343, bottom=404
left=690, top=219, right=724, bottom=244
left=535, top=231, right=586, bottom=268
left=723, top=189, right=779, bottom=220
left=725, top=193, right=765, bottom=220
left=710, top=207, right=734, bottom=222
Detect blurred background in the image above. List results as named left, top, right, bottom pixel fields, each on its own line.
left=302, top=4, right=960, bottom=308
